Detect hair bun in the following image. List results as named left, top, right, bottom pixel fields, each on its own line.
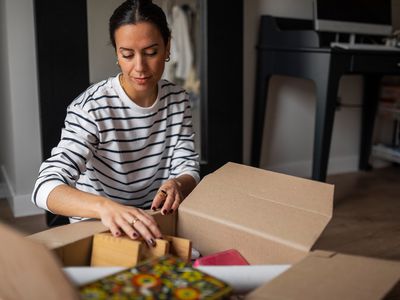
left=126, top=0, right=152, bottom=4
left=133, top=0, right=153, bottom=4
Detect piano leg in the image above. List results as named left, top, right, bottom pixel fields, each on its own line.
left=359, top=75, right=382, bottom=170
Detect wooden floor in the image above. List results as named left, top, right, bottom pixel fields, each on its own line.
left=316, top=166, right=400, bottom=261
left=0, top=199, right=48, bottom=235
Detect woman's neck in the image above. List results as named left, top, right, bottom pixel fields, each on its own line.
left=119, top=74, right=158, bottom=107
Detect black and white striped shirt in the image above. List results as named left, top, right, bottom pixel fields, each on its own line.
left=32, top=75, right=200, bottom=214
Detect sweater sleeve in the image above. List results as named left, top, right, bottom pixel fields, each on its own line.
left=169, top=100, right=200, bottom=184
left=32, top=105, right=99, bottom=211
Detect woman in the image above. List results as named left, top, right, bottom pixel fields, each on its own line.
left=32, top=0, right=200, bottom=247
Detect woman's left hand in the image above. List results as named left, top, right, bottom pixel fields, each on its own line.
left=151, top=178, right=183, bottom=215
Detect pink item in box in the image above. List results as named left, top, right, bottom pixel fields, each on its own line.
left=193, top=249, right=249, bottom=267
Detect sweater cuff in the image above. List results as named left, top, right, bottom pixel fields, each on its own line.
left=176, top=171, right=200, bottom=185
left=35, top=181, right=65, bottom=212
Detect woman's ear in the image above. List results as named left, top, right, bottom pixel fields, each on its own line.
left=166, top=38, right=171, bottom=59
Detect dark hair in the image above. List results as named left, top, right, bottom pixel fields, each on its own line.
left=109, top=0, right=171, bottom=49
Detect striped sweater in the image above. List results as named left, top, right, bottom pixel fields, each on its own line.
left=32, top=75, right=200, bottom=215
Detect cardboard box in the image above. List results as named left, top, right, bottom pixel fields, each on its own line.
left=0, top=223, right=79, bottom=300
left=2, top=162, right=400, bottom=299
left=27, top=211, right=177, bottom=267
left=177, top=162, right=334, bottom=265
left=247, top=250, right=400, bottom=299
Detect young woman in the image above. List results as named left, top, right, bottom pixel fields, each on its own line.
left=32, top=0, right=199, bottom=247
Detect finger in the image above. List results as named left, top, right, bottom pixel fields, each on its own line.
left=136, top=211, right=162, bottom=239
left=160, top=192, right=175, bottom=215
left=117, top=217, right=139, bottom=240
left=132, top=219, right=158, bottom=247
left=136, top=210, right=157, bottom=224
left=125, top=211, right=162, bottom=242
left=108, top=222, right=122, bottom=237
left=151, top=190, right=167, bottom=211
left=170, top=192, right=182, bottom=213
left=127, top=208, right=158, bottom=228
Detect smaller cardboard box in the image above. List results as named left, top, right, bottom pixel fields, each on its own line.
left=27, top=211, right=177, bottom=267
left=2, top=162, right=399, bottom=299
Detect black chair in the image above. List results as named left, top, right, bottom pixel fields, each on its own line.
left=46, top=211, right=69, bottom=227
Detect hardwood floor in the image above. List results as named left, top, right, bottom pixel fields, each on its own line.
left=0, top=198, right=48, bottom=235
left=316, top=166, right=400, bottom=261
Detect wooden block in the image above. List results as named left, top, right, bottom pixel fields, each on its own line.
left=90, top=232, right=142, bottom=267
left=164, top=235, right=192, bottom=262
left=141, top=238, right=170, bottom=260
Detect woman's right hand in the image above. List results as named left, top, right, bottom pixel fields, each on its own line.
left=96, top=197, right=162, bottom=247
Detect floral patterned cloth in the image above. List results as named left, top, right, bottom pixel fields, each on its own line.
left=80, top=255, right=231, bottom=299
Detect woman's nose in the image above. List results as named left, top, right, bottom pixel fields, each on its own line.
left=134, top=55, right=146, bottom=72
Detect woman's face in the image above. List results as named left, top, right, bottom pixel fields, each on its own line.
left=115, top=22, right=169, bottom=103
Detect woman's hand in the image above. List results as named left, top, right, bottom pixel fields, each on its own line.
left=151, top=178, right=183, bottom=215
left=96, top=198, right=162, bottom=247
left=47, top=184, right=165, bottom=247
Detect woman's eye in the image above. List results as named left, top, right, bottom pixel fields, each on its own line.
left=122, top=54, right=133, bottom=59
left=145, top=50, right=157, bottom=56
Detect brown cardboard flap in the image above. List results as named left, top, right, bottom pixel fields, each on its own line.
left=247, top=251, right=400, bottom=300
left=150, top=210, right=176, bottom=236
left=178, top=210, right=307, bottom=264
left=29, top=211, right=176, bottom=250
left=213, top=163, right=333, bottom=217
left=180, top=163, right=334, bottom=252
left=29, top=220, right=108, bottom=249
left=0, top=223, right=78, bottom=300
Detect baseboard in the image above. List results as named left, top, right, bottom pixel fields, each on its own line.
left=264, top=155, right=362, bottom=179
left=265, top=160, right=312, bottom=178
left=1, top=165, right=44, bottom=217
left=1, top=165, right=13, bottom=208
left=327, top=155, right=360, bottom=175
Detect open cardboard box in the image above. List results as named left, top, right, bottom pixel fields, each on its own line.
left=1, top=162, right=399, bottom=299
left=27, top=211, right=177, bottom=267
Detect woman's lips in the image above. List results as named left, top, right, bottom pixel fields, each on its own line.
left=133, top=76, right=150, bottom=85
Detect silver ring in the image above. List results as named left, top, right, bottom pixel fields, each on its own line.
left=159, top=189, right=167, bottom=197
left=131, top=217, right=140, bottom=226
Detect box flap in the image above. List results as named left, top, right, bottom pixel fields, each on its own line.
left=28, top=211, right=176, bottom=250
left=29, top=220, right=108, bottom=249
left=0, top=223, right=79, bottom=300
left=180, top=163, right=333, bottom=253
left=247, top=250, right=400, bottom=299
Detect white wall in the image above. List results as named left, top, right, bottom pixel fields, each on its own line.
left=87, top=0, right=124, bottom=83
left=0, top=0, right=13, bottom=199
left=0, top=0, right=43, bottom=216
left=244, top=0, right=373, bottom=178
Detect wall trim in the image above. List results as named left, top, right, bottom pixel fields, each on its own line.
left=1, top=165, right=44, bottom=217
left=265, top=155, right=374, bottom=179
left=327, top=155, right=360, bottom=175
left=1, top=165, right=13, bottom=208
left=265, top=159, right=312, bottom=178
